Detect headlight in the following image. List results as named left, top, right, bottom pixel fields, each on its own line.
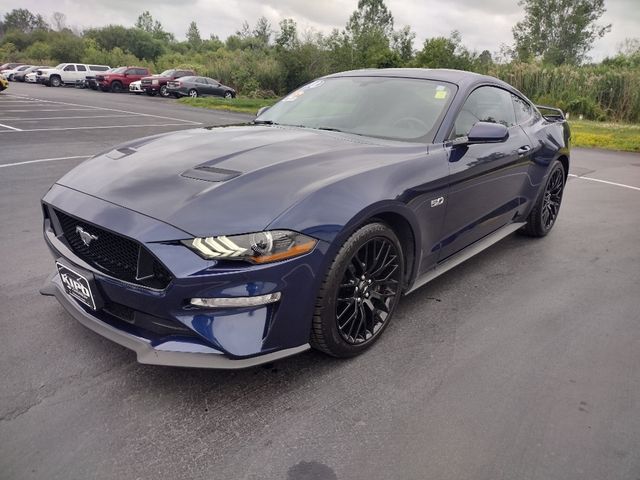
left=151, top=79, right=159, bottom=85
left=182, top=230, right=317, bottom=264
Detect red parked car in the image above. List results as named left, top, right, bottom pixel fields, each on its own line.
left=97, top=66, right=151, bottom=93
left=140, top=69, right=196, bottom=97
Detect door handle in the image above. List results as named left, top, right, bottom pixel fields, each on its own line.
left=517, top=145, right=531, bottom=155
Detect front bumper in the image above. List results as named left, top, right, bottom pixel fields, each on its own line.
left=41, top=184, right=327, bottom=368
left=129, top=83, right=143, bottom=92
left=41, top=272, right=310, bottom=368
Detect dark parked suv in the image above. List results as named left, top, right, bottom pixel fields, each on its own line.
left=97, top=66, right=151, bottom=93
left=140, top=69, right=195, bottom=97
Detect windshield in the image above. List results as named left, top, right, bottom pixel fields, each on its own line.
left=54, top=64, right=64, bottom=69
left=258, top=76, right=455, bottom=142
left=111, top=67, right=127, bottom=74
left=160, top=69, right=176, bottom=76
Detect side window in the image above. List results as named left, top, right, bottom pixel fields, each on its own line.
left=451, top=86, right=516, bottom=138
left=196, top=77, right=206, bottom=83
left=208, top=78, right=220, bottom=85
left=125, top=69, right=136, bottom=75
left=137, top=69, right=148, bottom=75
left=63, top=65, right=75, bottom=72
left=76, top=65, right=87, bottom=72
left=513, top=94, right=533, bottom=124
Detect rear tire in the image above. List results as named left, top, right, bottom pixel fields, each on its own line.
left=110, top=81, right=123, bottom=93
left=521, top=160, right=566, bottom=237
left=310, top=222, right=404, bottom=358
left=188, top=89, right=198, bottom=98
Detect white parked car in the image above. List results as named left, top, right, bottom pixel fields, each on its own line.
left=2, top=65, right=33, bottom=81
left=25, top=71, right=38, bottom=83
left=129, top=80, right=143, bottom=94
left=36, top=63, right=110, bottom=87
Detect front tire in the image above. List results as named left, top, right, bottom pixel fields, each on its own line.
left=159, top=85, right=169, bottom=97
left=521, top=160, right=566, bottom=237
left=110, top=81, right=123, bottom=93
left=310, top=222, right=404, bottom=358
left=50, top=76, right=61, bottom=87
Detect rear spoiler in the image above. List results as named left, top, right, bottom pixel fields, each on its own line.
left=536, top=105, right=566, bottom=122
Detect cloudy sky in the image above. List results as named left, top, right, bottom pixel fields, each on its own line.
left=2, top=0, right=638, bottom=60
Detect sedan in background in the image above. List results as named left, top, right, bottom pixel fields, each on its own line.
left=129, top=80, right=143, bottom=94
left=14, top=65, right=49, bottom=82
left=167, top=76, right=236, bottom=99
left=40, top=69, right=569, bottom=368
left=3, top=64, right=32, bottom=81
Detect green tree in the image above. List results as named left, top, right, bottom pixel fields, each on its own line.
left=3, top=8, right=49, bottom=33
left=512, top=0, right=611, bottom=65
left=186, top=21, right=202, bottom=47
left=135, top=11, right=173, bottom=42
left=253, top=16, right=271, bottom=47
left=414, top=31, right=475, bottom=70
left=345, top=0, right=395, bottom=68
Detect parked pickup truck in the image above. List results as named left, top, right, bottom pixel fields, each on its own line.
left=37, top=63, right=110, bottom=87
left=96, top=66, right=151, bottom=93
left=140, top=69, right=195, bottom=97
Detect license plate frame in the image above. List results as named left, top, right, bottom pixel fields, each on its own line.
left=56, top=261, right=97, bottom=310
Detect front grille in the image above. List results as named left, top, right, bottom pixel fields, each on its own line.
left=53, top=209, right=172, bottom=289
left=102, top=302, right=196, bottom=340
left=141, top=79, right=151, bottom=86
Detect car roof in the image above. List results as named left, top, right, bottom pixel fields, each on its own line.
left=325, top=68, right=514, bottom=92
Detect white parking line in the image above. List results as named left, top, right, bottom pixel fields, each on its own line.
left=0, top=155, right=91, bottom=168
left=0, top=122, right=22, bottom=131
left=4, top=94, right=201, bottom=125
left=0, top=123, right=197, bottom=133
left=1, top=108, right=98, bottom=113
left=2, top=114, right=135, bottom=121
left=569, top=174, right=640, bottom=192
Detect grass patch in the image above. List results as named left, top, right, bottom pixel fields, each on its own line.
left=178, top=96, right=279, bottom=114
left=570, top=120, right=640, bottom=152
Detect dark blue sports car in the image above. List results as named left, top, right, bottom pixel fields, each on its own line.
left=41, top=69, right=570, bottom=368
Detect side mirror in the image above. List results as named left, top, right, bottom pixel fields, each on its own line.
left=256, top=106, right=270, bottom=117
left=453, top=121, right=509, bottom=146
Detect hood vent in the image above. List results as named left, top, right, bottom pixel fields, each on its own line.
left=181, top=166, right=242, bottom=182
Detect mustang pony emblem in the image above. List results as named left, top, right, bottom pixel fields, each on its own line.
left=75, top=226, right=98, bottom=247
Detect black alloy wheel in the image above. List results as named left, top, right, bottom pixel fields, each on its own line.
left=521, top=160, right=566, bottom=237
left=311, top=222, right=404, bottom=357
left=336, top=237, right=402, bottom=345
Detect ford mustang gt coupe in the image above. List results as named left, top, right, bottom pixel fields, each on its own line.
left=40, top=69, right=570, bottom=368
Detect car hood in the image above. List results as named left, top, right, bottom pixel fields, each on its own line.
left=55, top=125, right=404, bottom=238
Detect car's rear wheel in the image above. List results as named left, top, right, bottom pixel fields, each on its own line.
left=188, top=89, right=198, bottom=98
left=310, top=222, right=404, bottom=358
left=110, top=81, right=123, bottom=93
left=521, top=160, right=566, bottom=237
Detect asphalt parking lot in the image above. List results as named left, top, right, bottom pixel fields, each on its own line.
left=1, top=82, right=639, bottom=480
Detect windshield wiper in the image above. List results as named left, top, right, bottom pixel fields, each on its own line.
left=253, top=119, right=277, bottom=125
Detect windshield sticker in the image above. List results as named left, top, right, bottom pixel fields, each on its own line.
left=434, top=90, right=448, bottom=99
left=305, top=80, right=324, bottom=90
left=283, top=89, right=305, bottom=102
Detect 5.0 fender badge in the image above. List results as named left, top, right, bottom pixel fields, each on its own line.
left=431, top=196, right=445, bottom=208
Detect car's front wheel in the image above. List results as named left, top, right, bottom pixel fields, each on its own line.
left=521, top=160, right=566, bottom=237
left=159, top=85, right=170, bottom=97
left=310, top=222, right=404, bottom=357
left=50, top=76, right=61, bottom=87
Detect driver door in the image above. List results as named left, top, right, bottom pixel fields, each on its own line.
left=439, top=86, right=534, bottom=260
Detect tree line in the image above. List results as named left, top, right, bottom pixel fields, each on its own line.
left=1, top=0, right=639, bottom=122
